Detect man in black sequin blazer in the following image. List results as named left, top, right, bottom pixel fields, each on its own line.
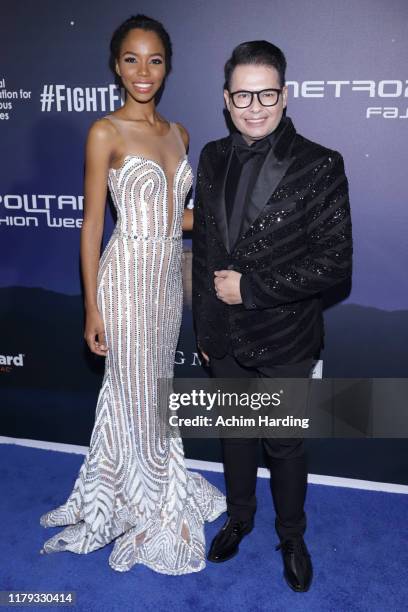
left=192, top=41, right=352, bottom=592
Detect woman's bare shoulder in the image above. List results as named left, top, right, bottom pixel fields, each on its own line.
left=87, top=116, right=119, bottom=143
left=175, top=122, right=190, bottom=150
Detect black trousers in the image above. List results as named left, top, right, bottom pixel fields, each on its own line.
left=210, top=352, right=314, bottom=541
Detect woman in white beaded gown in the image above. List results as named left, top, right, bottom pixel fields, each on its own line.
left=39, top=14, right=226, bottom=574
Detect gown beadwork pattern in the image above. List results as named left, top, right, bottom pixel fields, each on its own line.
left=39, top=117, right=226, bottom=574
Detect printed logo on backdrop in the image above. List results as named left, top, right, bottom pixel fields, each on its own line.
left=0, top=192, right=193, bottom=231
left=0, top=194, right=83, bottom=230
left=40, top=84, right=125, bottom=113
left=0, top=353, right=25, bottom=373
left=0, top=78, right=124, bottom=120
left=175, top=351, right=204, bottom=367
left=0, top=78, right=32, bottom=120
left=286, top=80, right=408, bottom=119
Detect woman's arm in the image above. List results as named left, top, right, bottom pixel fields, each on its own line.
left=176, top=122, right=189, bottom=152
left=182, top=207, right=193, bottom=231
left=176, top=122, right=194, bottom=232
left=80, top=119, right=114, bottom=356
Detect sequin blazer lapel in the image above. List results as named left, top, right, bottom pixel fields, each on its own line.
left=209, top=139, right=233, bottom=253
left=209, top=119, right=297, bottom=254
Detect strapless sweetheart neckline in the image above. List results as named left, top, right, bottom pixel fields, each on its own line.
left=109, top=154, right=190, bottom=237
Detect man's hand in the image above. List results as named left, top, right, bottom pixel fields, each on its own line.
left=214, top=270, right=242, bottom=305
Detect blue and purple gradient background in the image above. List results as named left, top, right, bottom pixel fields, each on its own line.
left=2, top=0, right=407, bottom=309
left=1, top=0, right=408, bottom=480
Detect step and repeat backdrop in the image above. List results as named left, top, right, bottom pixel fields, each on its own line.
left=1, top=0, right=408, bottom=482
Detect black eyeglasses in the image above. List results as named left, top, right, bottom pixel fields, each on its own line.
left=229, top=88, right=283, bottom=108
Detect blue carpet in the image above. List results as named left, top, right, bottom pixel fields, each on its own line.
left=1, top=444, right=408, bottom=611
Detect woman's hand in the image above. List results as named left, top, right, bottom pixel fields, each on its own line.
left=84, top=308, right=108, bottom=356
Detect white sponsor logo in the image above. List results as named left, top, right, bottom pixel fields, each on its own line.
left=40, top=84, right=124, bottom=112
left=0, top=77, right=32, bottom=121
left=0, top=193, right=190, bottom=231
left=287, top=80, right=408, bottom=119
left=365, top=107, right=408, bottom=119
left=0, top=194, right=83, bottom=229
left=0, top=353, right=25, bottom=370
left=175, top=351, right=203, bottom=366
left=287, top=80, right=408, bottom=98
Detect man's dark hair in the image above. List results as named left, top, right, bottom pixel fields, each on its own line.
left=224, top=40, right=287, bottom=90
left=109, top=14, right=172, bottom=76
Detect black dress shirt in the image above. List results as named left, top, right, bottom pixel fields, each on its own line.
left=225, top=130, right=277, bottom=250
left=225, top=125, right=283, bottom=312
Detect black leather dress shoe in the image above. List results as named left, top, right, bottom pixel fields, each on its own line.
left=276, top=537, right=313, bottom=592
left=207, top=517, right=254, bottom=563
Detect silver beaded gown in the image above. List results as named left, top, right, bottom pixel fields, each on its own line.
left=39, top=116, right=226, bottom=574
